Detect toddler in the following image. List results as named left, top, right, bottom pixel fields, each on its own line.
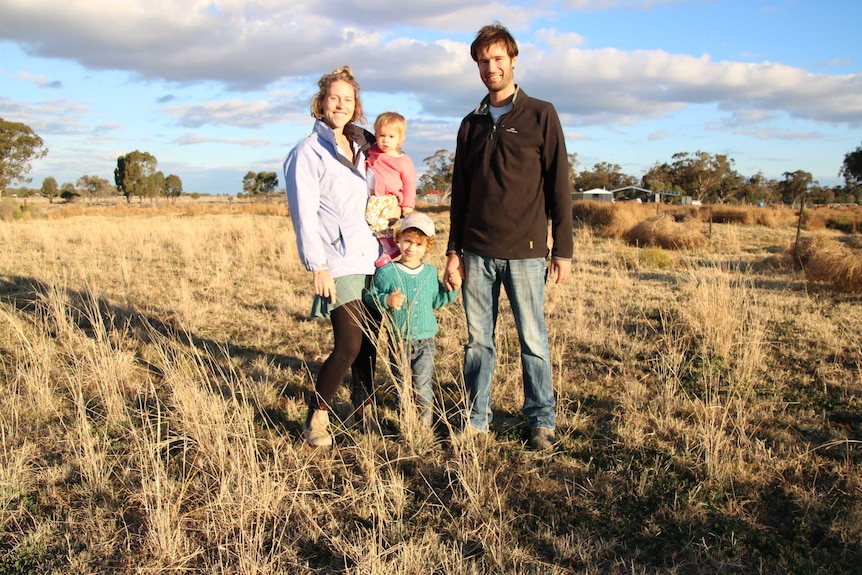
left=365, top=111, right=417, bottom=267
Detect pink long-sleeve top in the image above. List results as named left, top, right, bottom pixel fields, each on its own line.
left=367, top=145, right=417, bottom=209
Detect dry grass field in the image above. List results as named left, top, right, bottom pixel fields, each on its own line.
left=1, top=197, right=861, bottom=574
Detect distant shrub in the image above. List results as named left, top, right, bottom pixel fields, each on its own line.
left=789, top=235, right=862, bottom=293
left=624, top=214, right=707, bottom=250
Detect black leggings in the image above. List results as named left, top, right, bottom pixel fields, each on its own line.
left=312, top=299, right=380, bottom=409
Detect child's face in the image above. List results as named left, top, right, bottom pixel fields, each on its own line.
left=376, top=124, right=403, bottom=155
left=397, top=231, right=428, bottom=267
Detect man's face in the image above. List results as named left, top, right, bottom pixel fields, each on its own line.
left=476, top=42, right=516, bottom=94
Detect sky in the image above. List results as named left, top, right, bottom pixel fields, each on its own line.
left=1, top=0, right=861, bottom=195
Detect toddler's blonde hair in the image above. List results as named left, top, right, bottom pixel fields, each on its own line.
left=374, top=111, right=407, bottom=151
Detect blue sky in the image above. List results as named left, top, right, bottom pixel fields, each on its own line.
left=1, top=0, right=860, bottom=195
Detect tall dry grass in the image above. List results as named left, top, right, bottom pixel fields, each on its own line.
left=0, top=204, right=860, bottom=573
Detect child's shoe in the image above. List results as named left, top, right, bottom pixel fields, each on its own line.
left=375, top=236, right=400, bottom=267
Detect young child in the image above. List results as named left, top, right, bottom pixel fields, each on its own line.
left=365, top=212, right=458, bottom=429
left=365, top=111, right=417, bottom=267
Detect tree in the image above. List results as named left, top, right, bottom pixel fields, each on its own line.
left=242, top=171, right=278, bottom=199
left=165, top=174, right=183, bottom=202
left=258, top=172, right=278, bottom=195
left=777, top=170, right=814, bottom=206
left=41, top=176, right=59, bottom=204
left=840, top=142, right=862, bottom=189
left=641, top=162, right=677, bottom=195
left=670, top=151, right=740, bottom=203
left=573, top=161, right=637, bottom=192
left=567, top=152, right=579, bottom=191
left=738, top=172, right=778, bottom=205
left=0, top=118, right=48, bottom=197
left=76, top=175, right=114, bottom=202
left=115, top=151, right=158, bottom=203
left=150, top=171, right=166, bottom=202
left=418, top=149, right=454, bottom=203
left=60, top=182, right=78, bottom=202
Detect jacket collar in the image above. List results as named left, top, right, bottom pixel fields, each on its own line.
left=473, top=85, right=523, bottom=116
left=312, top=119, right=376, bottom=170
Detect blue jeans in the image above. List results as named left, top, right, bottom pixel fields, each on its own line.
left=462, top=252, right=555, bottom=431
left=390, top=338, right=436, bottom=422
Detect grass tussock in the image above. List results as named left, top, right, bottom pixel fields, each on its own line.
left=624, top=213, right=707, bottom=250
left=789, top=234, right=862, bottom=293
left=702, top=204, right=757, bottom=225
left=1, top=206, right=861, bottom=573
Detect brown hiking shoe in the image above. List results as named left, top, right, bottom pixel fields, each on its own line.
left=530, top=427, right=555, bottom=451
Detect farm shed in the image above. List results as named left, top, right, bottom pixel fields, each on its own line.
left=573, top=188, right=615, bottom=203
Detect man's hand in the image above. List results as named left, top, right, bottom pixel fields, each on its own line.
left=549, top=258, right=572, bottom=284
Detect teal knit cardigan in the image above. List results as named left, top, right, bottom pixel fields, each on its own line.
left=365, top=262, right=458, bottom=340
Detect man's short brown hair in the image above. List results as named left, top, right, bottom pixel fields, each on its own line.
left=470, top=22, right=519, bottom=62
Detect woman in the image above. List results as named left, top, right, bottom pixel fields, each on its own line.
left=283, top=66, right=381, bottom=448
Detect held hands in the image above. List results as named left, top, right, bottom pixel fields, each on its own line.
left=313, top=269, right=337, bottom=304
left=386, top=288, right=405, bottom=310
left=443, top=253, right=463, bottom=291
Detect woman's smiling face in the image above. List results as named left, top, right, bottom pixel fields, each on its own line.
left=322, top=80, right=356, bottom=130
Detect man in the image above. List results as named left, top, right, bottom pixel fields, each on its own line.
left=444, top=22, right=573, bottom=451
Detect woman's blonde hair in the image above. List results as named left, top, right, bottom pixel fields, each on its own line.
left=374, top=111, right=407, bottom=150
left=310, top=65, right=366, bottom=124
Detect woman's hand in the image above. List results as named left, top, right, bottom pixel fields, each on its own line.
left=313, top=269, right=336, bottom=304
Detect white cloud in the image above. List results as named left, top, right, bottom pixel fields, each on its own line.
left=173, top=133, right=272, bottom=147
left=562, top=0, right=689, bottom=10
left=3, top=1, right=860, bottom=132
left=162, top=99, right=301, bottom=129
left=522, top=36, right=862, bottom=129
left=14, top=71, right=62, bottom=88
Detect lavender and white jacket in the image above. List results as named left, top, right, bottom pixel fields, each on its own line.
left=283, top=120, right=380, bottom=278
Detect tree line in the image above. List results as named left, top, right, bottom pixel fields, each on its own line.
left=419, top=147, right=862, bottom=206
left=3, top=117, right=862, bottom=206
